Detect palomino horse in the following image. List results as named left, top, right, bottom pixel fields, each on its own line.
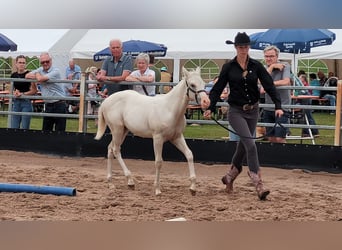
left=95, top=67, right=210, bottom=195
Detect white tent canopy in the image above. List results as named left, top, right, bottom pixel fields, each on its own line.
left=58, top=29, right=266, bottom=60
left=51, top=29, right=342, bottom=79
left=1, top=29, right=342, bottom=80
left=49, top=29, right=342, bottom=59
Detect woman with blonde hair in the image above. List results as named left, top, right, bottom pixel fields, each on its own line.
left=125, top=53, right=156, bottom=96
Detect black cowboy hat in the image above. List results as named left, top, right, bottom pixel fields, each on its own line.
left=226, top=32, right=251, bottom=46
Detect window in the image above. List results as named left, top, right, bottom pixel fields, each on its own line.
left=184, top=59, right=220, bottom=82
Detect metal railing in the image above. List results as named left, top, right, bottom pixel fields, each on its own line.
left=0, top=74, right=341, bottom=145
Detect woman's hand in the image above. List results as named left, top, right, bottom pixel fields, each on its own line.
left=203, top=109, right=212, bottom=119
left=275, top=109, right=284, bottom=117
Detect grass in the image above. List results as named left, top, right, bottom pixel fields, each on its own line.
left=0, top=108, right=337, bottom=146
left=183, top=112, right=337, bottom=145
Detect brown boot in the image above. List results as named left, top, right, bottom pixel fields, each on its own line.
left=248, top=171, right=270, bottom=200
left=221, top=165, right=240, bottom=193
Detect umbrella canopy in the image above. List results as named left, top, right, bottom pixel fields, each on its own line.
left=93, top=39, right=167, bottom=61
left=249, top=29, right=336, bottom=73
left=250, top=29, right=336, bottom=53
left=0, top=33, right=17, bottom=51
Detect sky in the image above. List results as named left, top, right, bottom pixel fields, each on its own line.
left=0, top=29, right=69, bottom=52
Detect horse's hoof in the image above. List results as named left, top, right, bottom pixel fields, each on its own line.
left=190, top=189, right=196, bottom=196
left=128, top=184, right=135, bottom=190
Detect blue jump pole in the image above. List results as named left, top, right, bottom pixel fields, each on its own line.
left=0, top=183, right=76, bottom=196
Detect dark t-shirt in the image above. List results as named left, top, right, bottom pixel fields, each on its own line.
left=149, top=65, right=161, bottom=82
left=101, top=54, right=133, bottom=95
left=11, top=70, right=31, bottom=92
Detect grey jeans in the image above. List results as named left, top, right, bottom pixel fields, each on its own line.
left=228, top=105, right=260, bottom=174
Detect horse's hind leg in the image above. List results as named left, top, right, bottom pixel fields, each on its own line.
left=106, top=140, right=115, bottom=181
left=153, top=136, right=164, bottom=196
left=170, top=135, right=196, bottom=195
left=109, top=128, right=135, bottom=188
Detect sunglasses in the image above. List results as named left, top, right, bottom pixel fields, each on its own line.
left=40, top=60, right=50, bottom=65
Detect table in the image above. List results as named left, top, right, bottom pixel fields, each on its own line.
left=291, top=95, right=320, bottom=100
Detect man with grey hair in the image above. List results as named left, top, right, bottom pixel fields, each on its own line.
left=26, top=52, right=67, bottom=131
left=261, top=45, right=291, bottom=143
left=96, top=39, right=133, bottom=95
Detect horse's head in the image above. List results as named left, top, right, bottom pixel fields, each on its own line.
left=182, top=67, right=210, bottom=109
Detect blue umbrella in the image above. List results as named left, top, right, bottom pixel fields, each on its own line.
left=250, top=29, right=336, bottom=53
left=93, top=40, right=167, bottom=61
left=0, top=33, right=17, bottom=51
left=249, top=29, right=336, bottom=72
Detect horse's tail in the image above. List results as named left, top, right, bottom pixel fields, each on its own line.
left=94, top=105, right=106, bottom=140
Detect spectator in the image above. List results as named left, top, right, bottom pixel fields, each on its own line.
left=328, top=71, right=335, bottom=78
left=297, top=69, right=306, bottom=77
left=26, top=52, right=67, bottom=132
left=205, top=76, right=219, bottom=94
left=298, top=74, right=319, bottom=137
left=261, top=45, right=291, bottom=143
left=205, top=76, right=228, bottom=121
left=160, top=66, right=172, bottom=93
left=317, top=71, right=328, bottom=86
left=125, top=53, right=156, bottom=96
left=320, top=76, right=337, bottom=115
left=10, top=55, right=37, bottom=129
left=96, top=39, right=133, bottom=96
left=64, top=59, right=81, bottom=114
left=149, top=55, right=161, bottom=82
left=65, top=59, right=81, bottom=80
left=98, top=83, right=108, bottom=98
left=85, top=66, right=99, bottom=116
left=309, top=73, right=320, bottom=97
left=299, top=74, right=313, bottom=95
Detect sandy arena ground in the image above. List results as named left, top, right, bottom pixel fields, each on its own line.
left=0, top=150, right=341, bottom=221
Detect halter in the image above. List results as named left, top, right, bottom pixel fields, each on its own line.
left=185, top=80, right=206, bottom=104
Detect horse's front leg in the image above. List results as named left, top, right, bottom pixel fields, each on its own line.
left=153, top=136, right=164, bottom=196
left=170, top=135, right=196, bottom=195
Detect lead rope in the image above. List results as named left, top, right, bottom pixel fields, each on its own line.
left=211, top=115, right=286, bottom=140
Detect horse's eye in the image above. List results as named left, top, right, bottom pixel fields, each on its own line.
left=190, top=84, right=196, bottom=89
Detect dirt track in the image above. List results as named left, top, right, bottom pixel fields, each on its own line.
left=0, top=150, right=341, bottom=221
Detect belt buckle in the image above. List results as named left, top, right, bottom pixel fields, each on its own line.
left=243, top=104, right=253, bottom=111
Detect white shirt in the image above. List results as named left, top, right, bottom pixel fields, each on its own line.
left=131, top=68, right=156, bottom=96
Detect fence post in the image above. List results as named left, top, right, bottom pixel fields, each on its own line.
left=6, top=82, right=14, bottom=128
left=78, top=73, right=86, bottom=132
left=334, top=80, right=342, bottom=146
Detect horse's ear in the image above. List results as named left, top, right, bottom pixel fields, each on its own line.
left=182, top=67, right=189, bottom=78
left=195, top=67, right=201, bottom=74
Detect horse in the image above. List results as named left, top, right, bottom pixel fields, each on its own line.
left=95, top=67, right=210, bottom=196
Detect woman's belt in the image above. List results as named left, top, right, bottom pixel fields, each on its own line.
left=231, top=102, right=259, bottom=111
